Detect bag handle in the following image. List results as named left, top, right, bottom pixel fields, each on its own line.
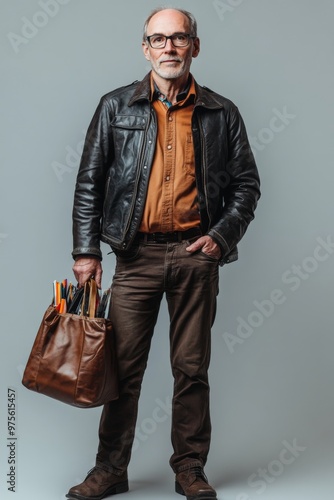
left=81, top=278, right=98, bottom=318
left=88, top=278, right=97, bottom=318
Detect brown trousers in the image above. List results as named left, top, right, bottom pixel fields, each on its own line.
left=96, top=238, right=219, bottom=474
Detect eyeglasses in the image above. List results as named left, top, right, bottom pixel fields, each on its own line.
left=146, top=32, right=196, bottom=49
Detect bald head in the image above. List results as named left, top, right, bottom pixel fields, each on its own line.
left=143, top=7, right=197, bottom=41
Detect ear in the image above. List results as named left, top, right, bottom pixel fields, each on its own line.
left=142, top=41, right=151, bottom=61
left=192, top=37, right=200, bottom=59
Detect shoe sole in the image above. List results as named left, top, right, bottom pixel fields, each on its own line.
left=66, top=480, right=129, bottom=500
left=175, top=481, right=217, bottom=500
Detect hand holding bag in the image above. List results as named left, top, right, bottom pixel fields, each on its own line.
left=22, top=279, right=118, bottom=408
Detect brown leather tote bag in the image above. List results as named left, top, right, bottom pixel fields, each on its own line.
left=22, top=279, right=118, bottom=408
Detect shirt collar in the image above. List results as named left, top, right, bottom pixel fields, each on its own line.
left=150, top=73, right=196, bottom=106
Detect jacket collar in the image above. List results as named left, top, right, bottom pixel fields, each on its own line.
left=128, top=73, right=151, bottom=106
left=128, top=72, right=223, bottom=110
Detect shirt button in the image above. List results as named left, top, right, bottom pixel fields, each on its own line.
left=166, top=176, right=170, bottom=181
left=168, top=116, right=173, bottom=121
left=143, top=165, right=147, bottom=169
left=167, top=145, right=172, bottom=150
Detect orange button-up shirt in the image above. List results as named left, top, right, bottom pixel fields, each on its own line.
left=139, top=76, right=200, bottom=233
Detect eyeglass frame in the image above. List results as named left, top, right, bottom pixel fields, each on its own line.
left=145, top=32, right=196, bottom=49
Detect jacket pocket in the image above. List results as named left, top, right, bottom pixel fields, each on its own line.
left=110, top=115, right=147, bottom=130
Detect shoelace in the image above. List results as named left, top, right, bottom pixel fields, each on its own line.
left=190, top=466, right=208, bottom=483
left=86, top=467, right=98, bottom=479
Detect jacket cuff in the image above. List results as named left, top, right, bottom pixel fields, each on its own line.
left=72, top=247, right=102, bottom=261
left=207, top=229, right=230, bottom=257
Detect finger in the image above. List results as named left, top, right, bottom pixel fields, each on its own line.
left=186, top=236, right=206, bottom=252
left=186, top=242, right=200, bottom=252
left=202, top=244, right=221, bottom=259
left=78, top=273, right=91, bottom=288
left=94, top=266, right=103, bottom=289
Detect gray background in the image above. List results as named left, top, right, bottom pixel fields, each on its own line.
left=1, top=0, right=333, bottom=499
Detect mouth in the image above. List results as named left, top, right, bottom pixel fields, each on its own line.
left=160, top=59, right=181, bottom=64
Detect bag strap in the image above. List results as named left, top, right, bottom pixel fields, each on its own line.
left=88, top=278, right=97, bottom=318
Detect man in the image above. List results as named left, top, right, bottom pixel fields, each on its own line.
left=68, top=7, right=260, bottom=500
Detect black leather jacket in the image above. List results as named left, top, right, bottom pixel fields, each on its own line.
left=72, top=72, right=260, bottom=265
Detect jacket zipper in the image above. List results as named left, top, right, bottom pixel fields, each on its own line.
left=197, top=116, right=212, bottom=228
left=122, top=114, right=151, bottom=245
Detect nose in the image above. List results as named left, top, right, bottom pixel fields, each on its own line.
left=164, top=38, right=176, bottom=51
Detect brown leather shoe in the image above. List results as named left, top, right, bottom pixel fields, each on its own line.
left=66, top=466, right=129, bottom=500
left=175, top=466, right=217, bottom=500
